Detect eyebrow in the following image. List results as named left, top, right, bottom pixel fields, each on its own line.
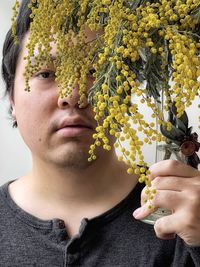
left=29, top=54, right=59, bottom=65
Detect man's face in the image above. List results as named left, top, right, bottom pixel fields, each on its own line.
left=11, top=29, right=114, bottom=170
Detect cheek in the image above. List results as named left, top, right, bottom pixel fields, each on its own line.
left=15, top=87, right=57, bottom=117
left=86, top=77, right=95, bottom=89
left=14, top=91, right=57, bottom=144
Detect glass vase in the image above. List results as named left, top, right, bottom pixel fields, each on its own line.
left=141, top=140, right=186, bottom=225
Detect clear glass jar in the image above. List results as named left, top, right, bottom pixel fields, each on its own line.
left=141, top=141, right=186, bottom=225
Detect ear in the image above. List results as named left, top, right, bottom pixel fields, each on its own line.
left=9, top=96, right=16, bottom=119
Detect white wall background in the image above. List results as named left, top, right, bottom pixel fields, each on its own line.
left=0, top=0, right=31, bottom=185
left=0, top=1, right=199, bottom=185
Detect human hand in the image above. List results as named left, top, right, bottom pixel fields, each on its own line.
left=133, top=159, right=200, bottom=246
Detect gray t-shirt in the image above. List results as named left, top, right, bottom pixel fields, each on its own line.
left=0, top=179, right=199, bottom=267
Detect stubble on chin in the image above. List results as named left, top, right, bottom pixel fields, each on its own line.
left=65, top=152, right=96, bottom=170
left=50, top=136, right=98, bottom=170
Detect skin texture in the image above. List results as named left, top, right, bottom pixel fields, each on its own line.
left=133, top=159, right=200, bottom=246
left=9, top=29, right=139, bottom=237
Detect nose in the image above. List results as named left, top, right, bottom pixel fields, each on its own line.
left=57, top=86, right=89, bottom=109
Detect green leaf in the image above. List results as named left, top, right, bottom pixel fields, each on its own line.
left=175, top=118, right=187, bottom=133
left=180, top=112, right=188, bottom=129
left=138, top=48, right=147, bottom=62
left=171, top=102, right=188, bottom=129
left=190, top=6, right=200, bottom=23
left=186, top=126, right=193, bottom=135
left=160, top=124, right=184, bottom=145
left=129, top=0, right=143, bottom=10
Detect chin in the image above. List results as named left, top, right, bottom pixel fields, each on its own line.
left=47, top=146, right=95, bottom=169
left=53, top=154, right=96, bottom=170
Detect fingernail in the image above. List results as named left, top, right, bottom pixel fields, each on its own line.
left=133, top=208, right=142, bottom=219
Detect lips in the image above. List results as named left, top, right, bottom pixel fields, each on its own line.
left=56, top=117, right=94, bottom=137
left=57, top=118, right=93, bottom=130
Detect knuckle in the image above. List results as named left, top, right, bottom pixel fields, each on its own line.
left=141, top=187, right=147, bottom=198
left=166, top=159, right=180, bottom=170
left=154, top=218, right=165, bottom=237
left=187, top=189, right=200, bottom=207
left=183, top=212, right=196, bottom=230
left=141, top=187, right=148, bottom=204
left=152, top=176, right=162, bottom=186
left=182, top=198, right=200, bottom=229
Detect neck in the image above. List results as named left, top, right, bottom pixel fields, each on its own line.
left=9, top=149, right=139, bottom=236
left=23, top=150, right=137, bottom=207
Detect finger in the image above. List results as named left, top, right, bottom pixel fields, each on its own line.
left=150, top=176, right=198, bottom=191
left=154, top=233, right=176, bottom=240
left=134, top=190, right=183, bottom=220
left=149, top=159, right=199, bottom=180
left=141, top=186, right=156, bottom=206
left=133, top=203, right=156, bottom=220
left=141, top=176, right=200, bottom=208
left=153, top=190, right=184, bottom=210
left=140, top=177, right=183, bottom=207
left=154, top=213, right=178, bottom=240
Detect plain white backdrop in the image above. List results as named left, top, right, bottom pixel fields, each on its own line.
left=0, top=0, right=31, bottom=185
left=0, top=1, right=199, bottom=185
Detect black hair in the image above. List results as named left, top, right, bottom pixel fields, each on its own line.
left=1, top=0, right=32, bottom=127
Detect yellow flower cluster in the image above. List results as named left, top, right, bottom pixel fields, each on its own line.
left=11, top=0, right=200, bottom=202
left=11, top=0, right=20, bottom=44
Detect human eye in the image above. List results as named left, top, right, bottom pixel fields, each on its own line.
left=87, top=67, right=96, bottom=78
left=34, top=70, right=56, bottom=80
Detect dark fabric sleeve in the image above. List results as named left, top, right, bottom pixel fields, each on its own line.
left=172, top=237, right=200, bottom=266
left=186, top=245, right=200, bottom=266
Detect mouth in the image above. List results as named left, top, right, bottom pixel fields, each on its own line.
left=64, top=124, right=92, bottom=129
left=56, top=123, right=94, bottom=137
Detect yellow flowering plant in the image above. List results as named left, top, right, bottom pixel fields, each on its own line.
left=11, top=0, right=200, bottom=204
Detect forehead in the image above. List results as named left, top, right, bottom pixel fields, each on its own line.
left=21, top=26, right=102, bottom=58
